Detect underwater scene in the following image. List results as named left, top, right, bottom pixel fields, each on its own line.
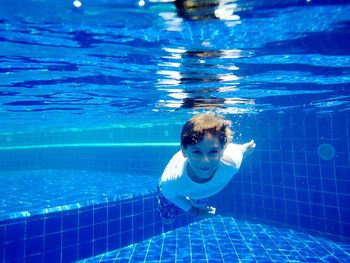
left=0, top=0, right=350, bottom=262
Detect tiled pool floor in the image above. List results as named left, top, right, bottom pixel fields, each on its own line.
left=79, top=216, right=350, bottom=262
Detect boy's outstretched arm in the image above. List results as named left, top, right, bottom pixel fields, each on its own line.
left=221, top=140, right=256, bottom=169
left=242, top=140, right=256, bottom=158
left=188, top=205, right=216, bottom=218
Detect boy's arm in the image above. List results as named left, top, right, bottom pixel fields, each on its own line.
left=168, top=195, right=192, bottom=212
left=169, top=195, right=215, bottom=217
left=241, top=140, right=256, bottom=158
left=221, top=140, right=256, bottom=169
left=188, top=205, right=216, bottom=217
left=171, top=195, right=196, bottom=216
left=188, top=205, right=200, bottom=216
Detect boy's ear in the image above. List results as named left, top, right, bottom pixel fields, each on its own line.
left=181, top=146, right=187, bottom=157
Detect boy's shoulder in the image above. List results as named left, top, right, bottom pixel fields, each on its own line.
left=221, top=143, right=243, bottom=169
left=161, top=151, right=186, bottom=183
left=224, top=142, right=243, bottom=152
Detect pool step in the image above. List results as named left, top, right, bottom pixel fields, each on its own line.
left=78, top=216, right=350, bottom=262
left=0, top=192, right=195, bottom=263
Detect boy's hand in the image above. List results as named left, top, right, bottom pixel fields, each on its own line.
left=198, top=206, right=216, bottom=218
left=242, top=140, right=256, bottom=157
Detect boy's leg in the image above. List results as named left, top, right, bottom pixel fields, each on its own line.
left=156, top=186, right=181, bottom=224
left=192, top=198, right=209, bottom=208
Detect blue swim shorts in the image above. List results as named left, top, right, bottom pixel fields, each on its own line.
left=157, top=186, right=181, bottom=223
left=156, top=186, right=208, bottom=223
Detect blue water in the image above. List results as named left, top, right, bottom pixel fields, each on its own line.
left=0, top=0, right=349, bottom=132
left=1, top=0, right=350, bottom=262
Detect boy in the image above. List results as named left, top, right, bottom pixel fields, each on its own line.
left=157, top=113, right=255, bottom=224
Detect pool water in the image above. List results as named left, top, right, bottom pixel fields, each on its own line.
left=0, top=0, right=349, bottom=132
left=1, top=0, right=350, bottom=262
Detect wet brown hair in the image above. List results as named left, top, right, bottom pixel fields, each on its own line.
left=175, top=0, right=220, bottom=9
left=181, top=113, right=233, bottom=149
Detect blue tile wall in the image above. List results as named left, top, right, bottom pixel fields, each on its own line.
left=0, top=146, right=174, bottom=221
left=0, top=146, right=176, bottom=174
left=0, top=192, right=196, bottom=263
left=226, top=112, right=350, bottom=239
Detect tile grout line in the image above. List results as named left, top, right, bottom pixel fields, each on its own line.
left=275, top=227, right=325, bottom=262
left=306, top=231, right=349, bottom=262
left=127, top=243, right=136, bottom=263
left=257, top=224, right=294, bottom=262
left=208, top=217, right=225, bottom=263
left=244, top=222, right=275, bottom=262
left=233, top=219, right=258, bottom=262
left=199, top=220, right=209, bottom=263
left=219, top=216, right=241, bottom=262
left=143, top=238, right=152, bottom=262
left=158, top=233, right=166, bottom=263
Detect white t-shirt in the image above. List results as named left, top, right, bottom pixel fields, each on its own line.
left=159, top=143, right=243, bottom=212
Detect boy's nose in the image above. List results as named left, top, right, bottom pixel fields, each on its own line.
left=201, top=155, right=210, bottom=162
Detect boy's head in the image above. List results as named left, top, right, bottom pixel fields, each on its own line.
left=180, top=113, right=233, bottom=181
left=181, top=113, right=233, bottom=149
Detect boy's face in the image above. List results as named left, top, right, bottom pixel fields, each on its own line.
left=182, top=133, right=224, bottom=180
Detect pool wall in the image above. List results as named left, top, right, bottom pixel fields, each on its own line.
left=0, top=138, right=187, bottom=262
left=0, top=191, right=196, bottom=262
left=226, top=111, right=350, bottom=239
left=0, top=145, right=176, bottom=174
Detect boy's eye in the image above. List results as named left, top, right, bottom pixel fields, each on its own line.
left=192, top=150, right=201, bottom=155
left=209, top=150, right=219, bottom=154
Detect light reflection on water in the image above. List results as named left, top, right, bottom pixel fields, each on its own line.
left=0, top=0, right=349, bottom=131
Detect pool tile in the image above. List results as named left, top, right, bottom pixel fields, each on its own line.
left=77, top=216, right=350, bottom=262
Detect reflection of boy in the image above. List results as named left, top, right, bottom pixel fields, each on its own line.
left=157, top=113, right=255, bottom=224
left=175, top=0, right=221, bottom=20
